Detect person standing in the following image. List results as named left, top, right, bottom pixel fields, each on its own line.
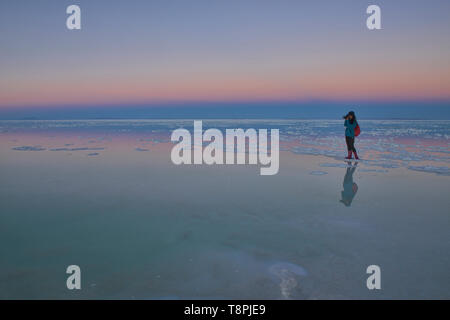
left=343, top=111, right=359, bottom=159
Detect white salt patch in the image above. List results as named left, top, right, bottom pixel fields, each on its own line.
left=407, top=166, right=450, bottom=176
left=12, top=146, right=46, bottom=151
left=310, top=171, right=328, bottom=176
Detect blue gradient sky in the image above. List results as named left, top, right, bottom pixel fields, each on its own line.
left=1, top=0, right=450, bottom=118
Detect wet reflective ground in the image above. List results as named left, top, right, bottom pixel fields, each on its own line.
left=1, top=120, right=449, bottom=299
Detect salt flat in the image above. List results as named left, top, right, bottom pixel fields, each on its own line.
left=0, top=119, right=449, bottom=299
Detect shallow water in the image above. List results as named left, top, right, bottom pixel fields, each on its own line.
left=0, top=120, right=449, bottom=299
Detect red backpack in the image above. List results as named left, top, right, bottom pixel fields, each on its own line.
left=355, top=124, right=361, bottom=137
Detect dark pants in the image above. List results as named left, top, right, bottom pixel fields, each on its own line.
left=345, top=136, right=356, bottom=152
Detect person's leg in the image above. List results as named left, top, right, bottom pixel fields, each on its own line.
left=345, top=136, right=353, bottom=159
left=350, top=137, right=359, bottom=159
left=347, top=137, right=354, bottom=151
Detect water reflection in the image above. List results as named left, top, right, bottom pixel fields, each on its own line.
left=340, top=162, right=358, bottom=207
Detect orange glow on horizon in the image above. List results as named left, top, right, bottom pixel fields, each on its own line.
left=1, top=70, right=450, bottom=108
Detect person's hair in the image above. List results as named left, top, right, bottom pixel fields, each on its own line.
left=347, top=111, right=357, bottom=125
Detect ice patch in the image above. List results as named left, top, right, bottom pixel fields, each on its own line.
left=363, top=160, right=402, bottom=169
left=319, top=163, right=351, bottom=168
left=268, top=262, right=307, bottom=299
left=310, top=171, right=328, bottom=175
left=49, top=147, right=105, bottom=151
left=407, top=166, right=450, bottom=176
left=358, top=168, right=388, bottom=173
left=12, top=146, right=46, bottom=151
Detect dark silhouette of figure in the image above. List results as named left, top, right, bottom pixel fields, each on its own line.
left=340, top=162, right=358, bottom=207
left=343, top=111, right=359, bottom=159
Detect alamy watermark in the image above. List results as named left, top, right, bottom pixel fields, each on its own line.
left=366, top=265, right=381, bottom=290
left=66, top=265, right=81, bottom=290
left=65, top=4, right=382, bottom=31
left=170, top=121, right=279, bottom=175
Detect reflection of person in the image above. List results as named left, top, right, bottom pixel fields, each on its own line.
left=343, top=111, right=359, bottom=159
left=340, top=162, right=358, bottom=207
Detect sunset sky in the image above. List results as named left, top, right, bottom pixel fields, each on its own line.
left=1, top=0, right=450, bottom=117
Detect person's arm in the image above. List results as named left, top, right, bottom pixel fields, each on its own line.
left=344, top=119, right=349, bottom=127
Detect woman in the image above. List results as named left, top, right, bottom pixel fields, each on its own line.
left=343, top=111, right=359, bottom=159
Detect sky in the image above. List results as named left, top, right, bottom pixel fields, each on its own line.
left=1, top=0, right=450, bottom=118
